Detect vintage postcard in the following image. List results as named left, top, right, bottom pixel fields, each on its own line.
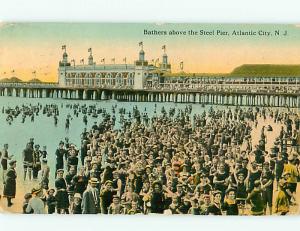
left=0, top=23, right=299, bottom=215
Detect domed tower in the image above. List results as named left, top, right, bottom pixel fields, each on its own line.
left=160, top=45, right=171, bottom=71
left=88, top=48, right=94, bottom=65
left=59, top=45, right=70, bottom=67
left=58, top=45, right=70, bottom=87
left=62, top=51, right=68, bottom=64
left=134, top=41, right=149, bottom=90
left=162, top=53, right=168, bottom=65
left=139, top=49, right=145, bottom=61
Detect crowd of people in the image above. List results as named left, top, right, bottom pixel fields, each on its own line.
left=0, top=102, right=300, bottom=215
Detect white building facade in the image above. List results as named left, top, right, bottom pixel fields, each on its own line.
left=58, top=46, right=171, bottom=90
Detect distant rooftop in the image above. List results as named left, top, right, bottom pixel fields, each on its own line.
left=230, top=64, right=300, bottom=77
left=164, top=64, right=300, bottom=78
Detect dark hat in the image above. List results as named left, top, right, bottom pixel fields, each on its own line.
left=59, top=141, right=64, bottom=145
left=31, top=187, right=42, bottom=194
left=34, top=144, right=40, bottom=148
left=24, top=193, right=32, bottom=200
left=9, top=160, right=17, bottom=166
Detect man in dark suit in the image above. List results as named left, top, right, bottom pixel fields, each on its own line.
left=81, top=178, right=100, bottom=214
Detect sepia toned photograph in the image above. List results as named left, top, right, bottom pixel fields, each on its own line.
left=0, top=23, right=299, bottom=215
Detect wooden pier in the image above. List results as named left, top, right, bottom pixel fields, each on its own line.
left=0, top=82, right=299, bottom=108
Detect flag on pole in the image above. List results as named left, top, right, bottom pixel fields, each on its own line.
left=139, top=41, right=143, bottom=47
left=162, top=45, right=166, bottom=50
left=101, top=58, right=105, bottom=63
left=11, top=70, right=15, bottom=73
left=62, top=45, right=66, bottom=50
left=88, top=48, right=92, bottom=53
left=123, top=57, right=127, bottom=63
left=80, top=59, right=84, bottom=64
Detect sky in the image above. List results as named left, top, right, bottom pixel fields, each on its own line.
left=1, top=23, right=300, bottom=82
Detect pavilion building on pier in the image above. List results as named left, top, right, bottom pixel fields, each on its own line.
left=58, top=46, right=171, bottom=90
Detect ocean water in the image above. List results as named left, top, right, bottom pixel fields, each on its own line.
left=0, top=96, right=220, bottom=186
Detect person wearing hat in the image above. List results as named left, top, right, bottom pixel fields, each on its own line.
left=55, top=141, right=67, bottom=178
left=32, top=144, right=42, bottom=180
left=246, top=180, right=264, bottom=216
left=71, top=193, right=82, bottom=214
left=3, top=160, right=17, bottom=207
left=55, top=169, right=69, bottom=214
left=23, top=193, right=33, bottom=214
left=283, top=155, right=299, bottom=198
left=82, top=178, right=100, bottom=214
left=25, top=187, right=45, bottom=214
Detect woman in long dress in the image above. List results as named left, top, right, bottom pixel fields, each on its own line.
left=3, top=160, right=17, bottom=207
